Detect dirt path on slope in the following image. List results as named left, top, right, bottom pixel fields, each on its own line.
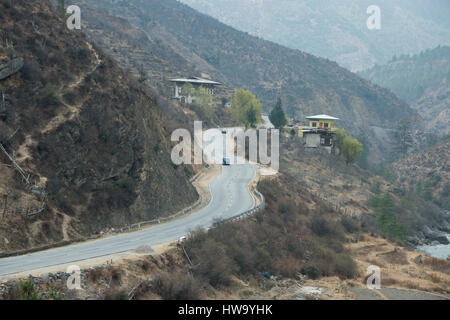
left=41, top=42, right=102, bottom=135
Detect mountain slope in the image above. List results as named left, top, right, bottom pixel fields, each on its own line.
left=180, top=0, right=450, bottom=71
left=359, top=46, right=450, bottom=135
left=81, top=0, right=422, bottom=165
left=74, top=2, right=199, bottom=89
left=0, top=0, right=197, bottom=252
left=392, top=139, right=450, bottom=211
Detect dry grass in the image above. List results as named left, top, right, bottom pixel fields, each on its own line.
left=140, top=260, right=152, bottom=273
left=365, top=258, right=386, bottom=268
left=378, top=250, right=409, bottom=265
left=423, top=257, right=450, bottom=275
left=153, top=271, right=201, bottom=300
left=87, top=268, right=103, bottom=284
left=349, top=235, right=450, bottom=296
left=402, top=280, right=422, bottom=290
left=109, top=266, right=122, bottom=286
left=103, top=288, right=128, bottom=300
left=430, top=273, right=441, bottom=284
left=381, top=277, right=399, bottom=286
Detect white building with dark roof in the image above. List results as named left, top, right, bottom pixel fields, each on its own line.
left=169, top=77, right=222, bottom=104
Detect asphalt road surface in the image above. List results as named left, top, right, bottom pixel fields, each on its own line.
left=0, top=164, right=256, bottom=276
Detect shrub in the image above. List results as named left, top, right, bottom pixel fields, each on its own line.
left=423, top=256, right=450, bottom=275
left=39, top=83, right=59, bottom=106
left=311, top=216, right=334, bottom=237
left=441, top=183, right=450, bottom=198
left=20, top=61, right=40, bottom=82
left=430, top=273, right=441, bottom=284
left=103, top=289, right=128, bottom=300
left=35, top=46, right=49, bottom=65
left=104, top=176, right=137, bottom=207
left=48, top=287, right=63, bottom=300
left=302, top=265, right=320, bottom=279
left=87, top=268, right=103, bottom=284
left=153, top=271, right=200, bottom=300
left=67, top=47, right=90, bottom=62
left=117, top=176, right=136, bottom=194
left=332, top=254, right=359, bottom=279
left=276, top=255, right=300, bottom=277
left=5, top=45, right=14, bottom=60
left=181, top=173, right=358, bottom=285
left=18, top=279, right=40, bottom=300
left=440, top=183, right=450, bottom=210
left=373, top=165, right=397, bottom=182
left=308, top=242, right=358, bottom=279
left=340, top=216, right=360, bottom=233
left=190, top=239, right=237, bottom=287
left=109, top=267, right=122, bottom=286
left=140, top=260, right=152, bottom=273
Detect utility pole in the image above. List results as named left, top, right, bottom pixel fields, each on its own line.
left=223, top=130, right=227, bottom=159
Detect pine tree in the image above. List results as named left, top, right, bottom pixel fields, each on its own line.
left=374, top=192, right=405, bottom=241
left=269, top=98, right=287, bottom=129
left=394, top=118, right=414, bottom=158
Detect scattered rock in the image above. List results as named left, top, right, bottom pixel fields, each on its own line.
left=413, top=255, right=423, bottom=264
left=422, top=226, right=450, bottom=245
left=298, top=286, right=323, bottom=296
left=0, top=57, right=24, bottom=80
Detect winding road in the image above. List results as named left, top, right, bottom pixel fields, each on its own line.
left=0, top=128, right=257, bottom=276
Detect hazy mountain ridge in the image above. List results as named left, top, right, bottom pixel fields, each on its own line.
left=180, top=0, right=450, bottom=71
left=359, top=46, right=450, bottom=135
left=82, top=0, right=422, bottom=165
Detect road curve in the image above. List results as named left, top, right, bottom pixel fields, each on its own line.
left=0, top=164, right=256, bottom=276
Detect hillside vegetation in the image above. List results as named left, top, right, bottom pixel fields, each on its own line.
left=0, top=0, right=197, bottom=252
left=4, top=135, right=450, bottom=300
left=392, top=139, right=450, bottom=211
left=81, top=0, right=421, bottom=165
left=359, top=46, right=450, bottom=135
left=281, top=135, right=450, bottom=245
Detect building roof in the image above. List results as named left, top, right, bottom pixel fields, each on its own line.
left=306, top=114, right=340, bottom=121
left=169, top=77, right=221, bottom=85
